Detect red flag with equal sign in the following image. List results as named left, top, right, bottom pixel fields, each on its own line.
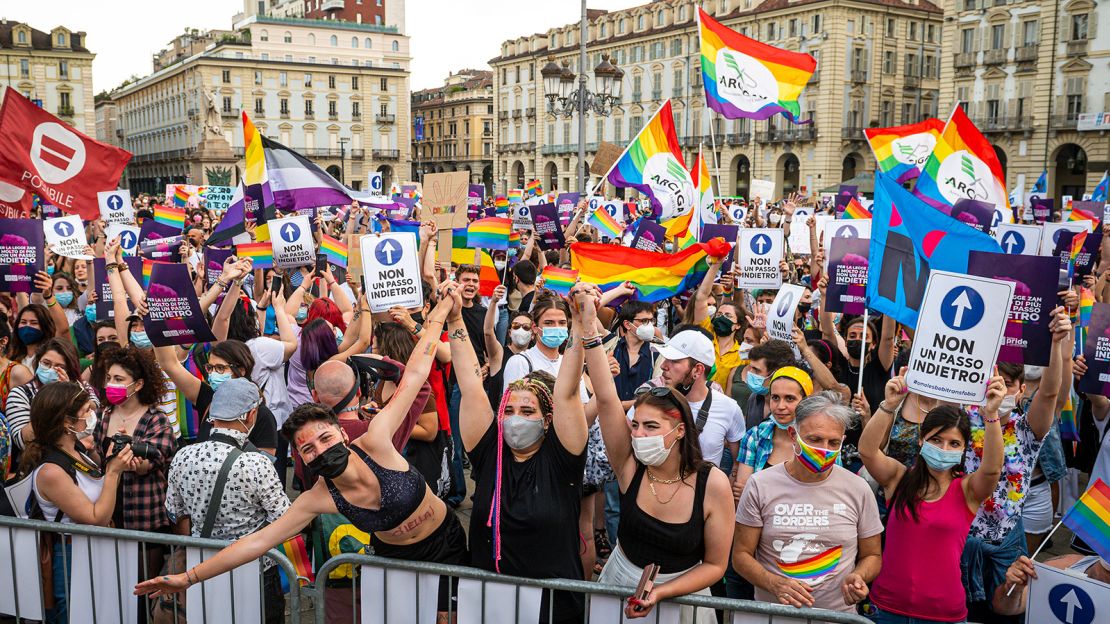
left=0, top=87, right=131, bottom=221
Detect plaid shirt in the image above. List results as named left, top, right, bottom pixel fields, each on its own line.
left=94, top=405, right=176, bottom=531
left=737, top=419, right=778, bottom=472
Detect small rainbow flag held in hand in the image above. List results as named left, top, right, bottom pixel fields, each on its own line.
left=154, top=205, right=187, bottom=229
left=507, top=189, right=523, bottom=204
left=236, top=242, right=274, bottom=269
left=467, top=217, right=513, bottom=250
left=542, top=266, right=578, bottom=296
left=1069, top=205, right=1099, bottom=225
left=171, top=185, right=190, bottom=208
left=140, top=259, right=157, bottom=288
left=320, top=234, right=348, bottom=268
left=449, top=228, right=501, bottom=296
left=494, top=196, right=510, bottom=214
left=588, top=206, right=625, bottom=238
left=698, top=6, right=816, bottom=124
left=865, top=119, right=945, bottom=183
left=276, top=535, right=315, bottom=592
left=1060, top=389, right=1080, bottom=442
left=509, top=230, right=521, bottom=247
left=1080, top=285, right=1095, bottom=327
left=1061, top=478, right=1110, bottom=561
left=840, top=197, right=872, bottom=220
left=524, top=180, right=542, bottom=198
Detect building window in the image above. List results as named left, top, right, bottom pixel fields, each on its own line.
left=1022, top=21, right=1038, bottom=45
left=222, top=96, right=232, bottom=112
left=927, top=24, right=936, bottom=43
left=381, top=104, right=389, bottom=117
left=329, top=101, right=337, bottom=116
left=881, top=100, right=893, bottom=126
left=391, top=40, right=399, bottom=52
left=59, top=61, right=68, bottom=79
left=308, top=33, right=315, bottom=45
left=364, top=37, right=371, bottom=48
left=885, top=18, right=896, bottom=38
left=351, top=76, right=359, bottom=89
left=637, top=15, right=644, bottom=30
left=330, top=35, right=338, bottom=46
left=222, top=70, right=231, bottom=83
left=261, top=53, right=269, bottom=61
left=883, top=51, right=895, bottom=74
left=351, top=37, right=358, bottom=48
left=284, top=31, right=292, bottom=43
left=1071, top=14, right=1088, bottom=40
left=305, top=99, right=314, bottom=115
left=600, top=23, right=607, bottom=37
left=619, top=19, right=626, bottom=34
left=380, top=78, right=388, bottom=90
left=909, top=22, right=918, bottom=41
left=279, top=72, right=287, bottom=87
left=254, top=70, right=263, bottom=85
left=788, top=19, right=798, bottom=37
left=991, top=24, right=1005, bottom=49
left=352, top=102, right=360, bottom=117
left=255, top=98, right=264, bottom=114
left=961, top=28, right=975, bottom=53
left=17, top=30, right=26, bottom=44
left=56, top=33, right=65, bottom=46
left=305, top=73, right=313, bottom=87
left=328, top=75, right=336, bottom=89
left=59, top=91, right=70, bottom=111
left=1066, top=94, right=1083, bottom=120
left=260, top=29, right=268, bottom=41
left=280, top=98, right=289, bottom=114
left=19, top=59, right=28, bottom=78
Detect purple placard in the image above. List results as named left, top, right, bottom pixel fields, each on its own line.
left=834, top=185, right=858, bottom=215
left=1031, top=197, right=1053, bottom=225
left=530, top=203, right=565, bottom=250
left=1078, top=302, right=1110, bottom=395
left=1071, top=200, right=1104, bottom=224
left=968, top=251, right=1056, bottom=366
left=1076, top=229, right=1103, bottom=277
left=630, top=219, right=666, bottom=251
left=556, top=193, right=580, bottom=227
left=93, top=256, right=141, bottom=321
left=700, top=224, right=738, bottom=272
left=0, top=218, right=45, bottom=293
left=825, top=237, right=870, bottom=315
left=140, top=234, right=184, bottom=261
left=144, top=263, right=217, bottom=347
left=205, top=247, right=236, bottom=288
left=467, top=185, right=485, bottom=221
left=951, top=198, right=996, bottom=233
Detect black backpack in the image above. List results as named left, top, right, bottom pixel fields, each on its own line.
left=0, top=448, right=83, bottom=521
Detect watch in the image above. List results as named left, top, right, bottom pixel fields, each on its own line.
left=411, top=323, right=423, bottom=336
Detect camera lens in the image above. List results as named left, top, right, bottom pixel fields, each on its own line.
left=129, top=441, right=155, bottom=461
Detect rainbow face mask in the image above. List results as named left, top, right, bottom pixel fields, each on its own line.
left=794, top=433, right=840, bottom=474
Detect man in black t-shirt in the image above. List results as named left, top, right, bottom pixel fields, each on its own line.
left=445, top=264, right=488, bottom=507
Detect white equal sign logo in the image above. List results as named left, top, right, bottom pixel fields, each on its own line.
left=30, top=122, right=86, bottom=184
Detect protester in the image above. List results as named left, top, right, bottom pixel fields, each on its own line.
left=5, top=338, right=95, bottom=455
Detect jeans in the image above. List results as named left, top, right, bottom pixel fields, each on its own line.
left=446, top=383, right=466, bottom=506
left=262, top=566, right=286, bottom=624
left=48, top=541, right=72, bottom=624
left=495, top=306, right=509, bottom=348
left=866, top=606, right=966, bottom=624
left=1037, top=421, right=1068, bottom=483
left=602, top=480, right=620, bottom=547
left=960, top=516, right=1027, bottom=603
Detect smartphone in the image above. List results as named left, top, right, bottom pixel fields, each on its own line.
left=315, top=253, right=328, bottom=275
left=631, top=563, right=659, bottom=610
left=270, top=275, right=282, bottom=296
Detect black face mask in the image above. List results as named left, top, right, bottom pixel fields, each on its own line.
left=307, top=442, right=351, bottom=479
left=845, top=340, right=864, bottom=357
left=95, top=341, right=119, bottom=357
left=675, top=370, right=697, bottom=395
left=710, top=315, right=735, bottom=337
left=411, top=312, right=425, bottom=325
left=797, top=303, right=812, bottom=315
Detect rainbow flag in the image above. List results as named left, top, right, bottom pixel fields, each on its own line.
left=1060, top=389, right=1080, bottom=442
left=176, top=343, right=209, bottom=440
left=449, top=228, right=500, bottom=296
left=841, top=197, right=872, bottom=220
left=508, top=230, right=521, bottom=247
left=171, top=186, right=190, bottom=208
left=276, top=535, right=315, bottom=593
left=541, top=267, right=578, bottom=296
left=914, top=105, right=1010, bottom=215
left=140, top=259, right=156, bottom=288
left=587, top=207, right=624, bottom=238
left=570, top=240, right=713, bottom=303
left=1062, top=478, right=1110, bottom=561
left=237, top=242, right=274, bottom=269
left=865, top=119, right=945, bottom=183
left=1070, top=230, right=1088, bottom=264
left=524, top=180, right=542, bottom=198
left=606, top=100, right=694, bottom=221
left=494, top=195, right=510, bottom=214
left=665, top=147, right=712, bottom=240
left=507, top=189, right=523, bottom=204
left=1069, top=205, right=1099, bottom=225
left=1080, top=286, right=1095, bottom=327
left=319, top=234, right=348, bottom=268
left=698, top=6, right=816, bottom=123
left=153, top=205, right=187, bottom=229
left=467, top=216, right=512, bottom=250
left=777, top=545, right=842, bottom=580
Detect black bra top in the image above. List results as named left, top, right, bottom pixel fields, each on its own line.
left=324, top=445, right=426, bottom=533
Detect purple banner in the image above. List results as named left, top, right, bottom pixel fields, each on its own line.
left=825, top=237, right=870, bottom=315
left=968, top=251, right=1056, bottom=366
left=556, top=193, right=580, bottom=227
left=468, top=185, right=485, bottom=221
left=700, top=224, right=738, bottom=273
left=204, top=247, right=236, bottom=288
left=93, top=256, right=141, bottom=321
left=530, top=203, right=565, bottom=250
left=1079, top=302, right=1110, bottom=396
left=1076, top=229, right=1103, bottom=277
left=630, top=219, right=666, bottom=251
left=1031, top=197, right=1053, bottom=224
left=951, top=198, right=996, bottom=233
left=144, top=263, right=216, bottom=347
left=0, top=218, right=44, bottom=293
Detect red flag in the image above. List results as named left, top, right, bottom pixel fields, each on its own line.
left=0, top=176, right=32, bottom=218
left=0, top=87, right=131, bottom=221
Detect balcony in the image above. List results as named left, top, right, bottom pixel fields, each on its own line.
left=328, top=112, right=339, bottom=120
left=376, top=114, right=395, bottom=123
left=983, top=48, right=1007, bottom=65
left=673, top=87, right=684, bottom=98
left=903, top=74, right=920, bottom=88
left=57, top=106, right=74, bottom=118
left=1066, top=39, right=1089, bottom=57
left=498, top=111, right=509, bottom=120
left=756, top=127, right=817, bottom=143
left=221, top=107, right=240, bottom=118
left=1051, top=115, right=1080, bottom=130
left=541, top=144, right=577, bottom=155
left=525, top=107, right=535, bottom=118
left=351, top=149, right=365, bottom=159
left=187, top=108, right=199, bottom=119
left=807, top=73, right=820, bottom=85
left=321, top=0, right=344, bottom=10
left=511, top=110, right=522, bottom=119
left=352, top=112, right=362, bottom=121
left=954, top=52, right=976, bottom=68
left=850, top=70, right=867, bottom=83
left=1015, top=44, right=1038, bottom=62
left=631, top=91, right=642, bottom=102
left=482, top=130, right=493, bottom=137
left=280, top=111, right=290, bottom=119
left=727, top=132, right=751, bottom=146
left=305, top=148, right=343, bottom=157
left=373, top=149, right=401, bottom=160
left=841, top=127, right=866, bottom=141
left=304, top=111, right=315, bottom=119
left=651, top=89, right=662, bottom=100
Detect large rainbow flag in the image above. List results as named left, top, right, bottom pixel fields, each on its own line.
left=864, top=118, right=945, bottom=183
left=698, top=7, right=816, bottom=123
left=606, top=99, right=694, bottom=221
left=1061, top=478, right=1110, bottom=561
left=913, top=105, right=1009, bottom=216
left=570, top=240, right=715, bottom=303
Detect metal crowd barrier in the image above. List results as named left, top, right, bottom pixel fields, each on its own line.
left=0, top=515, right=302, bottom=624
left=310, top=553, right=873, bottom=624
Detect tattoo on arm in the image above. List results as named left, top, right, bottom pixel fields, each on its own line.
left=421, top=342, right=437, bottom=356
left=449, top=328, right=469, bottom=341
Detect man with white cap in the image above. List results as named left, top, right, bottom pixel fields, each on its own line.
left=165, top=377, right=290, bottom=623
left=630, top=325, right=745, bottom=467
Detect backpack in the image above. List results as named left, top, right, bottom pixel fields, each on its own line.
left=0, top=448, right=80, bottom=521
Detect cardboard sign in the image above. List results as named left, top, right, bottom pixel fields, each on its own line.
left=106, top=223, right=140, bottom=256
left=766, top=284, right=805, bottom=343
left=736, top=228, right=784, bottom=289
left=202, top=186, right=235, bottom=212
left=44, top=215, right=91, bottom=259
left=1040, top=221, right=1092, bottom=256
left=144, top=263, right=217, bottom=347
left=906, top=271, right=1014, bottom=404
left=822, top=219, right=872, bottom=269
left=269, top=215, right=315, bottom=268
left=825, top=237, right=869, bottom=315
left=967, top=252, right=1057, bottom=367
left=749, top=178, right=776, bottom=202
left=0, top=218, right=44, bottom=293
left=994, top=223, right=1042, bottom=256
left=98, top=190, right=134, bottom=226
left=423, top=171, right=469, bottom=233
left=360, top=232, right=423, bottom=313
left=1025, top=561, right=1107, bottom=624
left=591, top=141, right=624, bottom=176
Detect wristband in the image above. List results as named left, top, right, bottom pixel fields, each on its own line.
left=877, top=402, right=895, bottom=415
left=45, top=297, right=57, bottom=307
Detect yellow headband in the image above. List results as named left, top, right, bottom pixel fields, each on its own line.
left=770, top=366, right=813, bottom=397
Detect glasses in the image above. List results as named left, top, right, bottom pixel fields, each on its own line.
left=648, top=385, right=687, bottom=416
left=631, top=317, right=654, bottom=326
left=510, top=323, right=532, bottom=330
left=205, top=363, right=233, bottom=374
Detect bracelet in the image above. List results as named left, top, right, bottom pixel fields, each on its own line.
left=360, top=309, right=372, bottom=314
left=216, top=279, right=230, bottom=289
left=581, top=336, right=603, bottom=349
left=106, top=265, right=118, bottom=273
left=877, top=402, right=895, bottom=415
left=983, top=415, right=1001, bottom=424
left=45, top=297, right=57, bottom=307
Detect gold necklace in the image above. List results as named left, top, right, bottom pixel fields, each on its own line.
left=646, top=468, right=686, bottom=505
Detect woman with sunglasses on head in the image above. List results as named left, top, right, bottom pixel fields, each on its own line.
left=5, top=339, right=97, bottom=461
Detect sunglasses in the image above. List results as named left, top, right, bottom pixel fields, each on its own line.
left=647, top=385, right=689, bottom=418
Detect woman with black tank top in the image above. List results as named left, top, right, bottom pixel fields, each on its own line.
left=136, top=294, right=468, bottom=618
left=591, top=286, right=736, bottom=622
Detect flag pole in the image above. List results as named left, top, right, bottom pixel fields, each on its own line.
left=707, top=121, right=726, bottom=202
left=857, top=308, right=868, bottom=396
left=1004, top=519, right=1064, bottom=596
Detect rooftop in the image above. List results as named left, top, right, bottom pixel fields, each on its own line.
left=238, top=14, right=400, bottom=35
left=0, top=20, right=90, bottom=53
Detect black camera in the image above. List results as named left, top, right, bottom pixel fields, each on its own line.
left=110, top=433, right=157, bottom=461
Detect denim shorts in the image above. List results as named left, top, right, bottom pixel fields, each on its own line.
left=866, top=605, right=967, bottom=624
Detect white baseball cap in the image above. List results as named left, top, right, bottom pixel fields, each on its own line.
left=653, top=330, right=716, bottom=367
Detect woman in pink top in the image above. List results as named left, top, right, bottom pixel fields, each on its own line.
left=859, top=367, right=1005, bottom=623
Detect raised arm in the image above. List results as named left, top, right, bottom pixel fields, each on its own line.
left=876, top=314, right=897, bottom=372
left=484, top=284, right=506, bottom=377
left=33, top=271, right=70, bottom=337
left=858, top=368, right=910, bottom=494
left=794, top=327, right=849, bottom=400
left=692, top=260, right=724, bottom=324
left=153, top=345, right=202, bottom=402
left=966, top=372, right=1005, bottom=508
left=444, top=281, right=494, bottom=452
left=551, top=284, right=595, bottom=455
left=332, top=293, right=371, bottom=361
left=272, top=288, right=299, bottom=361
left=1027, top=307, right=1071, bottom=440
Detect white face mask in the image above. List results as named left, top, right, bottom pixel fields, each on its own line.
left=769, top=214, right=783, bottom=225
left=510, top=328, right=532, bottom=347
left=706, top=305, right=717, bottom=317
left=494, top=260, right=507, bottom=271
left=634, top=322, right=655, bottom=342
left=630, top=425, right=679, bottom=466
left=68, top=413, right=96, bottom=440
left=999, top=393, right=1018, bottom=416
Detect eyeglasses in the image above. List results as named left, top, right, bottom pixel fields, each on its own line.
left=510, top=323, right=532, bottom=330
left=631, top=317, right=654, bottom=326
left=205, top=363, right=233, bottom=374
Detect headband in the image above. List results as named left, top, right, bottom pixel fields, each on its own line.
left=770, top=366, right=814, bottom=397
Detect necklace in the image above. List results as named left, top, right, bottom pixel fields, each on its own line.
left=915, top=396, right=937, bottom=414
left=646, top=468, right=686, bottom=505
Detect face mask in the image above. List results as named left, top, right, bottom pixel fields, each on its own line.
left=67, top=414, right=96, bottom=440
left=706, top=305, right=717, bottom=318
left=54, top=292, right=74, bottom=307
left=739, top=342, right=754, bottom=360
left=335, top=328, right=345, bottom=346
left=711, top=315, right=735, bottom=337
left=503, top=415, right=545, bottom=450
left=410, top=312, right=425, bottom=325
left=769, top=214, right=783, bottom=225
left=46, top=265, right=55, bottom=276
left=85, top=305, right=97, bottom=324
left=630, top=425, right=679, bottom=466
left=510, top=328, right=532, bottom=347
left=998, top=393, right=1018, bottom=417
left=308, top=442, right=351, bottom=479
left=845, top=339, right=864, bottom=357
left=634, top=323, right=655, bottom=342
left=104, top=382, right=133, bottom=406
left=507, top=248, right=517, bottom=258
left=919, top=441, right=963, bottom=471
left=130, top=331, right=152, bottom=349
left=664, top=243, right=674, bottom=253
left=796, top=303, right=812, bottom=315
left=774, top=418, right=795, bottom=431
left=494, top=260, right=507, bottom=271
left=746, top=370, right=768, bottom=395
left=794, top=434, right=840, bottom=473
left=17, top=326, right=43, bottom=345
left=540, top=327, right=568, bottom=348
left=295, top=307, right=309, bottom=322
left=208, top=371, right=233, bottom=390
left=36, top=364, right=59, bottom=385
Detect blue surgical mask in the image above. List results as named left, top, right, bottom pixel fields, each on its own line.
left=208, top=371, right=232, bottom=390
left=746, top=371, right=769, bottom=395
left=85, top=304, right=97, bottom=323
left=335, top=328, right=345, bottom=346
left=54, top=292, right=74, bottom=307
left=919, top=442, right=963, bottom=471
left=774, top=418, right=795, bottom=430
left=295, top=307, right=308, bottom=322
left=130, top=331, right=152, bottom=349
left=540, top=327, right=568, bottom=348
left=36, top=364, right=59, bottom=384
left=46, top=265, right=55, bottom=276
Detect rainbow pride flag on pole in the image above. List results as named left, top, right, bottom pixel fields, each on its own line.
left=605, top=100, right=694, bottom=221
left=698, top=6, right=816, bottom=123
left=467, top=217, right=512, bottom=250
left=494, top=195, right=510, bottom=214
left=913, top=105, right=1010, bottom=216
left=587, top=207, right=625, bottom=238
left=236, top=242, right=274, bottom=269
left=541, top=266, right=578, bottom=296
left=171, top=185, right=190, bottom=208
left=153, top=205, right=187, bottom=229
left=570, top=240, right=714, bottom=303
left=319, top=234, right=348, bottom=268
left=840, top=197, right=872, bottom=220
left=865, top=119, right=945, bottom=183
left=507, top=189, right=523, bottom=204
left=524, top=180, right=542, bottom=198
left=1061, top=478, right=1110, bottom=561
left=1060, top=389, right=1080, bottom=442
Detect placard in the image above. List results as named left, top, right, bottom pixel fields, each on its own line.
left=1031, top=197, right=1054, bottom=224
left=1040, top=221, right=1092, bottom=256
left=767, top=283, right=805, bottom=343
left=423, top=171, right=469, bottom=235
left=750, top=178, right=776, bottom=202
left=906, top=271, right=1014, bottom=404
left=736, top=228, right=784, bottom=289
left=1025, top=561, right=1106, bottom=624
left=556, top=192, right=580, bottom=227
left=269, top=215, right=315, bottom=268
left=98, top=189, right=134, bottom=225
left=360, top=233, right=424, bottom=313
left=630, top=219, right=665, bottom=251
left=367, top=172, right=384, bottom=195
left=725, top=201, right=747, bottom=223
left=951, top=198, right=996, bottom=233
left=106, top=223, right=140, bottom=256
left=44, top=214, right=91, bottom=259
left=700, top=223, right=738, bottom=272
left=144, top=263, right=217, bottom=346
left=530, top=203, right=565, bottom=250
left=590, top=141, right=624, bottom=176
left=510, top=202, right=534, bottom=231
left=967, top=252, right=1057, bottom=366
left=994, top=223, right=1042, bottom=256
left=467, top=184, right=485, bottom=220
left=825, top=237, right=869, bottom=315
left=822, top=219, right=872, bottom=269
left=93, top=257, right=140, bottom=320
left=0, top=218, right=44, bottom=293
left=204, top=247, right=236, bottom=288
left=1079, top=302, right=1110, bottom=396
left=202, top=186, right=235, bottom=212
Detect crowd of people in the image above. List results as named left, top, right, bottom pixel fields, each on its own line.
left=0, top=188, right=1107, bottom=624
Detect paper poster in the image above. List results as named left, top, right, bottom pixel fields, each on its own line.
left=749, top=178, right=776, bottom=202
left=0, top=218, right=44, bottom=293
left=736, top=228, right=784, bottom=289
left=725, top=201, right=747, bottom=223
left=993, top=223, right=1042, bottom=256
left=530, top=203, right=565, bottom=250
left=967, top=252, right=1057, bottom=366
left=69, top=536, right=139, bottom=623
left=786, top=216, right=812, bottom=255
left=825, top=237, right=869, bottom=315
left=367, top=172, right=384, bottom=194
left=44, top=214, right=91, bottom=259
left=202, top=186, right=235, bottom=212
left=360, top=233, right=424, bottom=313
left=951, top=198, right=996, bottom=233
left=423, top=171, right=470, bottom=233
left=467, top=184, right=485, bottom=221
left=360, top=566, right=439, bottom=624
left=204, top=247, right=236, bottom=288
left=767, top=283, right=805, bottom=343
left=822, top=219, right=872, bottom=269
left=269, top=215, right=315, bottom=268
left=1025, top=561, right=1106, bottom=624
left=510, top=202, right=535, bottom=232
left=93, top=257, right=140, bottom=320
left=187, top=548, right=262, bottom=623
left=107, top=223, right=140, bottom=256
left=98, top=189, right=134, bottom=225
left=144, top=263, right=217, bottom=346
left=906, top=271, right=1014, bottom=404
left=1040, top=221, right=1092, bottom=256
left=630, top=219, right=666, bottom=251
left=1031, top=197, right=1053, bottom=224
left=457, top=578, right=542, bottom=624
